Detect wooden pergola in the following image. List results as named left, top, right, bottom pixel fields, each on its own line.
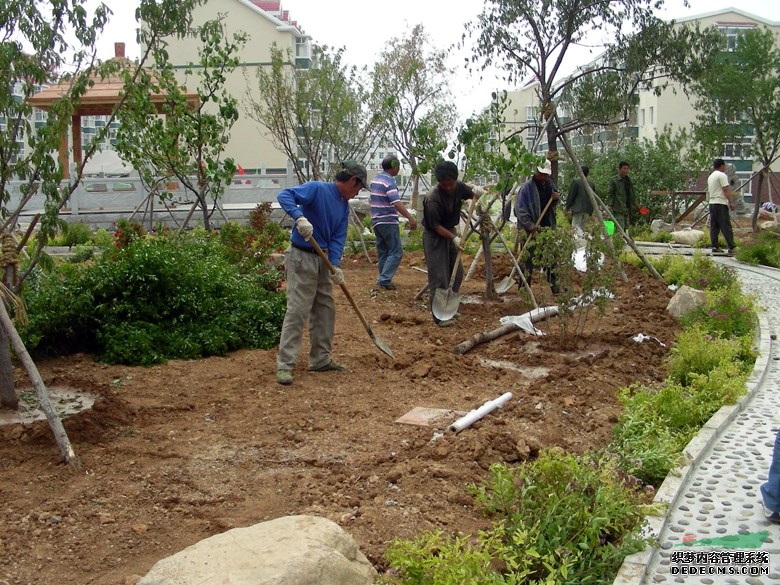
left=28, top=42, right=199, bottom=179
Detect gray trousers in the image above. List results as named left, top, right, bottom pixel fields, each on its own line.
left=276, top=246, right=336, bottom=371
left=423, top=230, right=462, bottom=323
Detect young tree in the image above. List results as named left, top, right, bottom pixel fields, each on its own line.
left=560, top=127, right=707, bottom=223
left=685, top=27, right=780, bottom=231
left=244, top=45, right=382, bottom=184
left=0, top=0, right=202, bottom=463
left=464, top=0, right=715, bottom=182
left=115, top=16, right=246, bottom=231
left=372, top=24, right=457, bottom=211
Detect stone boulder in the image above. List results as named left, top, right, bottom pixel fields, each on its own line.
left=650, top=219, right=674, bottom=234
left=138, top=515, right=376, bottom=585
left=669, top=229, right=704, bottom=246
left=666, top=285, right=707, bottom=320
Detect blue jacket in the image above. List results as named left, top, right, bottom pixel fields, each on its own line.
left=514, top=177, right=558, bottom=233
left=277, top=181, right=349, bottom=267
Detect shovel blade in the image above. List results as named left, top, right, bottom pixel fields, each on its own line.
left=370, top=331, right=395, bottom=359
left=495, top=276, right=516, bottom=294
left=432, top=288, right=461, bottom=321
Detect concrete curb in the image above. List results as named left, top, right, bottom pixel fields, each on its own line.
left=613, top=310, right=773, bottom=585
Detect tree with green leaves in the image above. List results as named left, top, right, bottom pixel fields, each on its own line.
left=453, top=90, right=542, bottom=296
left=464, top=0, right=717, bottom=183
left=372, top=24, right=457, bottom=211
left=245, top=45, right=381, bottom=184
left=561, top=126, right=708, bottom=224
left=0, top=0, right=203, bottom=464
left=684, top=27, right=780, bottom=231
left=115, top=16, right=245, bottom=231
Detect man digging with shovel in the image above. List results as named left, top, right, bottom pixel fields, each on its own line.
left=422, top=161, right=475, bottom=327
left=275, top=161, right=369, bottom=385
left=514, top=159, right=560, bottom=295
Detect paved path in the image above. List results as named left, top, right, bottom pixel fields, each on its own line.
left=616, top=251, right=780, bottom=584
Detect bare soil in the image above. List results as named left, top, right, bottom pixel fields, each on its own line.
left=0, top=250, right=681, bottom=585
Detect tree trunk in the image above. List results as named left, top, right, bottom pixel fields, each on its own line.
left=0, top=327, right=17, bottom=410
left=452, top=306, right=559, bottom=356
left=0, top=265, right=18, bottom=409
left=752, top=170, right=766, bottom=232
left=480, top=231, right=496, bottom=299
left=0, top=299, right=79, bottom=466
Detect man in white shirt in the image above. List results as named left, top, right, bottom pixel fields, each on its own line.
left=706, top=158, right=737, bottom=255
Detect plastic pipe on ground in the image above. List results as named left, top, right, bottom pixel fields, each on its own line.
left=448, top=392, right=513, bottom=433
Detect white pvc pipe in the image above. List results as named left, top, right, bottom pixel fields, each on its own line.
left=449, top=392, right=513, bottom=433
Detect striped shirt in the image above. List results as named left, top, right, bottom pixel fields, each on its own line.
left=369, top=171, right=400, bottom=226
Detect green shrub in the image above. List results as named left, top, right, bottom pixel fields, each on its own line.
left=681, top=282, right=757, bottom=339
left=382, top=527, right=539, bottom=585
left=469, top=453, right=650, bottom=585
left=666, top=325, right=754, bottom=385
left=609, top=401, right=688, bottom=486
left=19, top=233, right=286, bottom=365
left=90, top=228, right=114, bottom=249
left=59, top=221, right=93, bottom=247
left=653, top=252, right=737, bottom=290
left=735, top=230, right=780, bottom=268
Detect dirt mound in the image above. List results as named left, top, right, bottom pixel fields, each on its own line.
left=0, top=250, right=680, bottom=584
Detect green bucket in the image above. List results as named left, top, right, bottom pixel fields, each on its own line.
left=604, top=220, right=615, bottom=235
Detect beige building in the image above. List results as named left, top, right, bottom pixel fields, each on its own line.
left=163, top=0, right=313, bottom=175
left=505, top=8, right=780, bottom=191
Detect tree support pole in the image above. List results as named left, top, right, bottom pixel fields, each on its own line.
left=0, top=298, right=79, bottom=467
left=554, top=113, right=663, bottom=282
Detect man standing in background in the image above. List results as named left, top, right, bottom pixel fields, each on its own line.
left=706, top=158, right=737, bottom=255
left=370, top=154, right=417, bottom=290
left=565, top=165, right=595, bottom=238
left=607, top=161, right=636, bottom=230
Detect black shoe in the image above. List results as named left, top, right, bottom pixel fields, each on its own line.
left=712, top=247, right=723, bottom=254
left=377, top=282, right=396, bottom=290
left=725, top=249, right=735, bottom=257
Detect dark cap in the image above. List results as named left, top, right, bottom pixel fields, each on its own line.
left=342, top=160, right=368, bottom=189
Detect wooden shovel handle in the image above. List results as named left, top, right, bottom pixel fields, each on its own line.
left=305, top=236, right=373, bottom=333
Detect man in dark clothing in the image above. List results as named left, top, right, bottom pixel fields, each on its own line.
left=565, top=165, right=595, bottom=237
left=422, top=161, right=474, bottom=327
left=514, top=160, right=559, bottom=293
left=607, top=161, right=636, bottom=229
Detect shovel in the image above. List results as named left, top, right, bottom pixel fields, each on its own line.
left=432, top=197, right=479, bottom=321
left=306, top=236, right=395, bottom=360
left=495, top=197, right=554, bottom=294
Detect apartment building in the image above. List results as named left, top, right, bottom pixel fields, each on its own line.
left=505, top=8, right=780, bottom=194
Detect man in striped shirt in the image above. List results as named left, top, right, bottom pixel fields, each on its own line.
left=370, top=154, right=417, bottom=290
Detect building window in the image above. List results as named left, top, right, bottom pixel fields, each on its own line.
left=721, top=25, right=755, bottom=52
left=34, top=109, right=47, bottom=122
left=525, top=106, right=536, bottom=122
left=649, top=107, right=654, bottom=126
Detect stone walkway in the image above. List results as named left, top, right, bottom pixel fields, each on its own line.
left=616, top=252, right=780, bottom=584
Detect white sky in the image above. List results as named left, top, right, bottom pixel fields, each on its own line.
left=92, top=0, right=780, bottom=122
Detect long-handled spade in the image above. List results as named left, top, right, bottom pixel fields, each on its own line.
left=431, top=197, right=479, bottom=321
left=306, top=236, right=395, bottom=360
left=495, top=197, right=554, bottom=294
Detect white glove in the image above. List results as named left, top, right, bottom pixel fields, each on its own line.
left=295, top=216, right=313, bottom=239
left=452, top=236, right=462, bottom=249
left=330, top=267, right=345, bottom=286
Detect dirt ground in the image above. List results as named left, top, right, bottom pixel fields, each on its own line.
left=0, top=248, right=682, bottom=585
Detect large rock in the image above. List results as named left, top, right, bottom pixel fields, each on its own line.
left=666, top=285, right=707, bottom=320
left=650, top=219, right=674, bottom=234
left=138, top=515, right=376, bottom=585
left=669, top=229, right=704, bottom=246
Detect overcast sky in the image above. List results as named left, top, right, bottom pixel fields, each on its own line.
left=92, top=0, right=780, bottom=120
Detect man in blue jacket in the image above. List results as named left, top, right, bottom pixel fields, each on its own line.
left=514, top=160, right=560, bottom=294
left=275, top=161, right=368, bottom=385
